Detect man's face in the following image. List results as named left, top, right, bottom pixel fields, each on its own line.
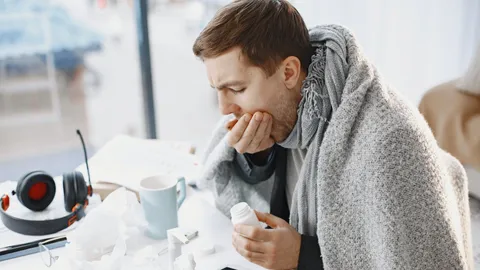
left=205, top=47, right=300, bottom=142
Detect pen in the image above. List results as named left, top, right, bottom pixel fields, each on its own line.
left=0, top=236, right=67, bottom=262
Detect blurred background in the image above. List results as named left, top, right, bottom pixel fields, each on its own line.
left=0, top=0, right=479, bottom=182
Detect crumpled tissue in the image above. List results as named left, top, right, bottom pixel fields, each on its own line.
left=51, top=187, right=169, bottom=270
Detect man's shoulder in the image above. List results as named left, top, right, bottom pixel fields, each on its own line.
left=364, top=89, right=466, bottom=175
left=362, top=86, right=432, bottom=137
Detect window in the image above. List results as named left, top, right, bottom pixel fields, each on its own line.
left=0, top=0, right=148, bottom=180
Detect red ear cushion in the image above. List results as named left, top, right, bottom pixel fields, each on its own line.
left=17, top=172, right=56, bottom=212
left=16, top=170, right=45, bottom=203
left=28, top=182, right=48, bottom=201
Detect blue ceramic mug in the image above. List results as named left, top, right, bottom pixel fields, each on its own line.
left=139, top=174, right=186, bottom=239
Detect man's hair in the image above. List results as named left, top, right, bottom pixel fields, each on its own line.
left=192, top=0, right=312, bottom=76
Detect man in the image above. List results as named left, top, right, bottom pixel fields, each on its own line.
left=192, top=0, right=473, bottom=269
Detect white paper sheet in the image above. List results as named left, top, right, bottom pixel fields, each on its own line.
left=75, top=135, right=202, bottom=192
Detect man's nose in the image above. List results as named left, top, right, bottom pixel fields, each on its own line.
left=218, top=93, right=238, bottom=116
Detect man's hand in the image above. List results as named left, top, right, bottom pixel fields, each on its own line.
left=226, top=112, right=275, bottom=154
left=232, top=211, right=301, bottom=270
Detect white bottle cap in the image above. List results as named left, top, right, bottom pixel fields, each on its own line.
left=230, top=202, right=250, bottom=218
left=194, top=242, right=216, bottom=258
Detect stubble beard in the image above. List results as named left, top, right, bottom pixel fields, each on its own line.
left=270, top=92, right=299, bottom=143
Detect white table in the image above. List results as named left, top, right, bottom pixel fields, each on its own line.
left=0, top=186, right=263, bottom=270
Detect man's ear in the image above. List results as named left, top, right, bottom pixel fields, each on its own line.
left=282, top=56, right=302, bottom=90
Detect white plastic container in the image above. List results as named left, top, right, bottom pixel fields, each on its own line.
left=230, top=202, right=262, bottom=227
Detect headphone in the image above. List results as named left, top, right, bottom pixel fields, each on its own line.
left=0, top=130, right=93, bottom=236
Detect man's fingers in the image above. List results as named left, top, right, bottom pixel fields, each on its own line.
left=227, top=114, right=251, bottom=146
left=227, top=111, right=273, bottom=153
left=257, top=115, right=274, bottom=151
left=234, top=224, right=272, bottom=241
left=264, top=114, right=272, bottom=137
left=226, top=119, right=239, bottom=131
left=234, top=112, right=262, bottom=153
left=232, top=232, right=266, bottom=262
left=248, top=113, right=270, bottom=151
left=233, top=244, right=265, bottom=261
left=258, top=137, right=275, bottom=152
left=233, top=232, right=267, bottom=253
left=258, top=130, right=275, bottom=152
left=254, top=211, right=286, bottom=228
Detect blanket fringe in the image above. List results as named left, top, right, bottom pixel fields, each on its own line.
left=302, top=44, right=329, bottom=123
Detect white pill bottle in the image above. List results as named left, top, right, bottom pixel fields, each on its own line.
left=230, top=202, right=262, bottom=227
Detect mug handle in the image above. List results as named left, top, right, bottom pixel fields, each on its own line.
left=176, top=177, right=186, bottom=209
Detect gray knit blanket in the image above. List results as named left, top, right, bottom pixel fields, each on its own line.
left=198, top=24, right=473, bottom=269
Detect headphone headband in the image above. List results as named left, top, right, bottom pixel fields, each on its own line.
left=0, top=195, right=86, bottom=236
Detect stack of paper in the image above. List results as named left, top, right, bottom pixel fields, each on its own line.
left=75, top=135, right=202, bottom=198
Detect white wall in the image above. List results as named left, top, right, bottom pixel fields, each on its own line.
left=42, top=0, right=479, bottom=156
left=293, top=0, right=480, bottom=105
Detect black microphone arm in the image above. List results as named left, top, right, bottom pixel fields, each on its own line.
left=76, top=129, right=92, bottom=188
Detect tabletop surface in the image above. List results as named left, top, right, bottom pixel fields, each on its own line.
left=0, top=186, right=263, bottom=270
left=2, top=136, right=480, bottom=269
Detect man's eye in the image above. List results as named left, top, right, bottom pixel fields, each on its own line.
left=231, top=88, right=246, bottom=94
